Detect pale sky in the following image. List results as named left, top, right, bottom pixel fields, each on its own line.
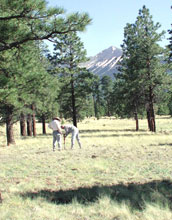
left=47, top=0, right=172, bottom=57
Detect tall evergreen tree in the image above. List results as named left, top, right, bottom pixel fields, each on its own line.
left=114, top=22, right=146, bottom=129
left=50, top=32, right=94, bottom=126
left=136, top=6, right=168, bottom=131
left=116, top=5, right=169, bottom=131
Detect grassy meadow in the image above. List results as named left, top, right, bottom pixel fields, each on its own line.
left=1, top=116, right=172, bottom=219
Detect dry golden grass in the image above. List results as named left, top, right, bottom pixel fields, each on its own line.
left=0, top=116, right=172, bottom=220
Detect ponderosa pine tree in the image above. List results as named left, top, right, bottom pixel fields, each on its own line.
left=136, top=6, right=169, bottom=132
left=117, top=5, right=169, bottom=131
left=50, top=32, right=94, bottom=126
left=115, top=22, right=146, bottom=129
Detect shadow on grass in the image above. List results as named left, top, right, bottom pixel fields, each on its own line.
left=81, top=133, right=153, bottom=138
left=80, top=129, right=153, bottom=138
left=21, top=180, right=172, bottom=211
left=80, top=129, right=146, bottom=133
left=150, top=143, right=172, bottom=147
left=159, top=143, right=172, bottom=146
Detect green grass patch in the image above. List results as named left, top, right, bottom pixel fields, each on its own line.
left=1, top=116, right=172, bottom=219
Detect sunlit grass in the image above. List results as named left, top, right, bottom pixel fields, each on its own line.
left=1, top=116, right=172, bottom=219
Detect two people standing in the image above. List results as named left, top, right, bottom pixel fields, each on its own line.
left=48, top=117, right=82, bottom=151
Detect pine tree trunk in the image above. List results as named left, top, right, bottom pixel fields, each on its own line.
left=93, top=95, right=98, bottom=118
left=134, top=112, right=139, bottom=131
left=146, top=104, right=156, bottom=132
left=149, top=101, right=156, bottom=132
left=146, top=110, right=151, bottom=131
left=20, top=113, right=26, bottom=136
left=31, top=104, right=36, bottom=137
left=146, top=54, right=156, bottom=132
left=42, top=115, right=46, bottom=134
left=71, top=77, right=77, bottom=127
left=27, top=114, right=32, bottom=136
left=6, top=108, right=15, bottom=146
left=148, top=84, right=156, bottom=132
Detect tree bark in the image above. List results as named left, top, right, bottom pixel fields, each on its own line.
left=27, top=114, right=32, bottom=136
left=20, top=113, right=26, bottom=136
left=31, top=104, right=36, bottom=137
left=93, top=95, right=98, bottom=118
left=71, top=77, right=77, bottom=127
left=148, top=84, right=156, bottom=132
left=149, top=100, right=156, bottom=132
left=42, top=115, right=46, bottom=134
left=146, top=110, right=151, bottom=131
left=145, top=48, right=156, bottom=132
left=6, top=107, right=15, bottom=146
left=146, top=103, right=156, bottom=132
left=134, top=112, right=139, bottom=131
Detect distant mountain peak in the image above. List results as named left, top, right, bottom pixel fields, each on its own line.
left=106, top=45, right=117, bottom=51
left=82, top=46, right=122, bottom=78
left=112, top=46, right=116, bottom=50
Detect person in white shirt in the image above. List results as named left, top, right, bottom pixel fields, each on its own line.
left=61, top=124, right=82, bottom=149
left=48, top=117, right=62, bottom=151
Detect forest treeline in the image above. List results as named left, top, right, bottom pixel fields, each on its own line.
left=0, top=1, right=172, bottom=145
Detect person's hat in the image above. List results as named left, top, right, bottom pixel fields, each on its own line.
left=53, top=117, right=61, bottom=121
